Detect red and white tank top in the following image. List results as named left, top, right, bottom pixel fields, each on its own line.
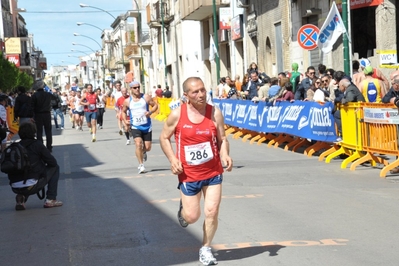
left=175, top=103, right=223, bottom=182
left=84, top=93, right=97, bottom=112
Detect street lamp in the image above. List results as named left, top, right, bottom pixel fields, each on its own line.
left=71, top=49, right=91, bottom=57
left=77, top=22, right=103, bottom=32
left=72, top=42, right=97, bottom=54
left=73, top=33, right=102, bottom=50
left=79, top=3, right=125, bottom=75
left=132, top=0, right=145, bottom=93
left=76, top=22, right=107, bottom=89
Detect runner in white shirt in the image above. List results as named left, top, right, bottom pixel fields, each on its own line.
left=112, top=81, right=123, bottom=135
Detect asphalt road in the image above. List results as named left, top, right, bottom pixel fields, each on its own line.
left=1, top=109, right=399, bottom=266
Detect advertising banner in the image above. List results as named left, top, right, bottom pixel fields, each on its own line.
left=6, top=54, right=20, bottom=67
left=213, top=99, right=337, bottom=142
left=363, top=107, right=399, bottom=124
left=5, top=37, right=21, bottom=54
left=219, top=8, right=231, bottom=30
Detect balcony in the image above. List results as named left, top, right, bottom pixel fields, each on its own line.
left=180, top=0, right=230, bottom=21
left=147, top=0, right=174, bottom=28
left=124, top=43, right=140, bottom=59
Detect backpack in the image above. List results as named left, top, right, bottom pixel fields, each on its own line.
left=1, top=142, right=32, bottom=180
left=1, top=141, right=45, bottom=199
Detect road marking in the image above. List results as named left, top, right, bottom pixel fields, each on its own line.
left=64, top=151, right=71, bottom=174
left=168, top=239, right=349, bottom=253
left=148, top=194, right=264, bottom=204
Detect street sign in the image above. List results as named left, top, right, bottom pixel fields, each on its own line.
left=297, top=24, right=320, bottom=51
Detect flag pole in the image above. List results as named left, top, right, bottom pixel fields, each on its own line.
left=342, top=0, right=350, bottom=74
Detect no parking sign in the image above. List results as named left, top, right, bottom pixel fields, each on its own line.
left=297, top=24, right=320, bottom=51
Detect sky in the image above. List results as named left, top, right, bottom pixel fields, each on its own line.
left=18, top=0, right=135, bottom=67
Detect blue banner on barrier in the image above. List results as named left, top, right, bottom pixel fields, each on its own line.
left=213, top=99, right=337, bottom=142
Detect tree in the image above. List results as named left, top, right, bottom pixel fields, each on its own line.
left=0, top=53, right=34, bottom=93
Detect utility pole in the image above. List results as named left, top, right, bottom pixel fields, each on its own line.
left=212, top=0, right=220, bottom=83
left=342, top=1, right=350, bottom=74
left=161, top=0, right=168, bottom=87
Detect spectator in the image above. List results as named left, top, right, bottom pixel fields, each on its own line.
left=358, top=58, right=389, bottom=94
left=289, top=62, right=302, bottom=93
left=9, top=122, right=62, bottom=211
left=51, top=90, right=64, bottom=130
left=14, top=86, right=34, bottom=125
left=257, top=79, right=270, bottom=101
left=352, top=60, right=360, bottom=75
left=226, top=77, right=238, bottom=99
left=295, top=66, right=315, bottom=100
left=306, top=78, right=321, bottom=101
left=359, top=66, right=383, bottom=102
left=276, top=82, right=295, bottom=102
left=318, top=63, right=327, bottom=78
left=334, top=79, right=365, bottom=137
left=247, top=62, right=258, bottom=75
left=382, top=77, right=399, bottom=104
left=162, top=86, right=172, bottom=98
left=320, top=74, right=335, bottom=102
left=268, top=77, right=280, bottom=98
left=235, top=74, right=242, bottom=91
left=326, top=68, right=335, bottom=78
left=244, top=71, right=263, bottom=100
left=60, top=92, right=68, bottom=115
left=31, top=80, right=55, bottom=152
left=155, top=84, right=163, bottom=98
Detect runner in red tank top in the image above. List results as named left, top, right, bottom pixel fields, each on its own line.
left=80, top=84, right=99, bottom=142
left=160, top=77, right=233, bottom=265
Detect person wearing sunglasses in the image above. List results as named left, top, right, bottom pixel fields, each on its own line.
left=320, top=74, right=335, bottom=102
left=122, top=81, right=158, bottom=174
left=294, top=66, right=316, bottom=100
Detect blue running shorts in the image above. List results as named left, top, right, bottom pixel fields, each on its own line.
left=178, top=174, right=223, bottom=196
left=85, top=111, right=97, bottom=121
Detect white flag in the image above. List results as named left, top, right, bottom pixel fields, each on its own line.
left=209, top=34, right=218, bottom=61
left=317, top=1, right=348, bottom=53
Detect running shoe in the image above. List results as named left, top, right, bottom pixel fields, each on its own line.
left=43, top=199, right=63, bottom=208
left=89, top=128, right=92, bottom=134
left=99, top=126, right=103, bottom=129
left=177, top=199, right=188, bottom=228
left=143, top=151, right=147, bottom=162
left=126, top=140, right=131, bottom=145
left=199, top=246, right=218, bottom=265
left=119, top=130, right=123, bottom=135
left=138, top=164, right=146, bottom=174
left=92, top=136, right=96, bottom=142
left=15, top=194, right=26, bottom=211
